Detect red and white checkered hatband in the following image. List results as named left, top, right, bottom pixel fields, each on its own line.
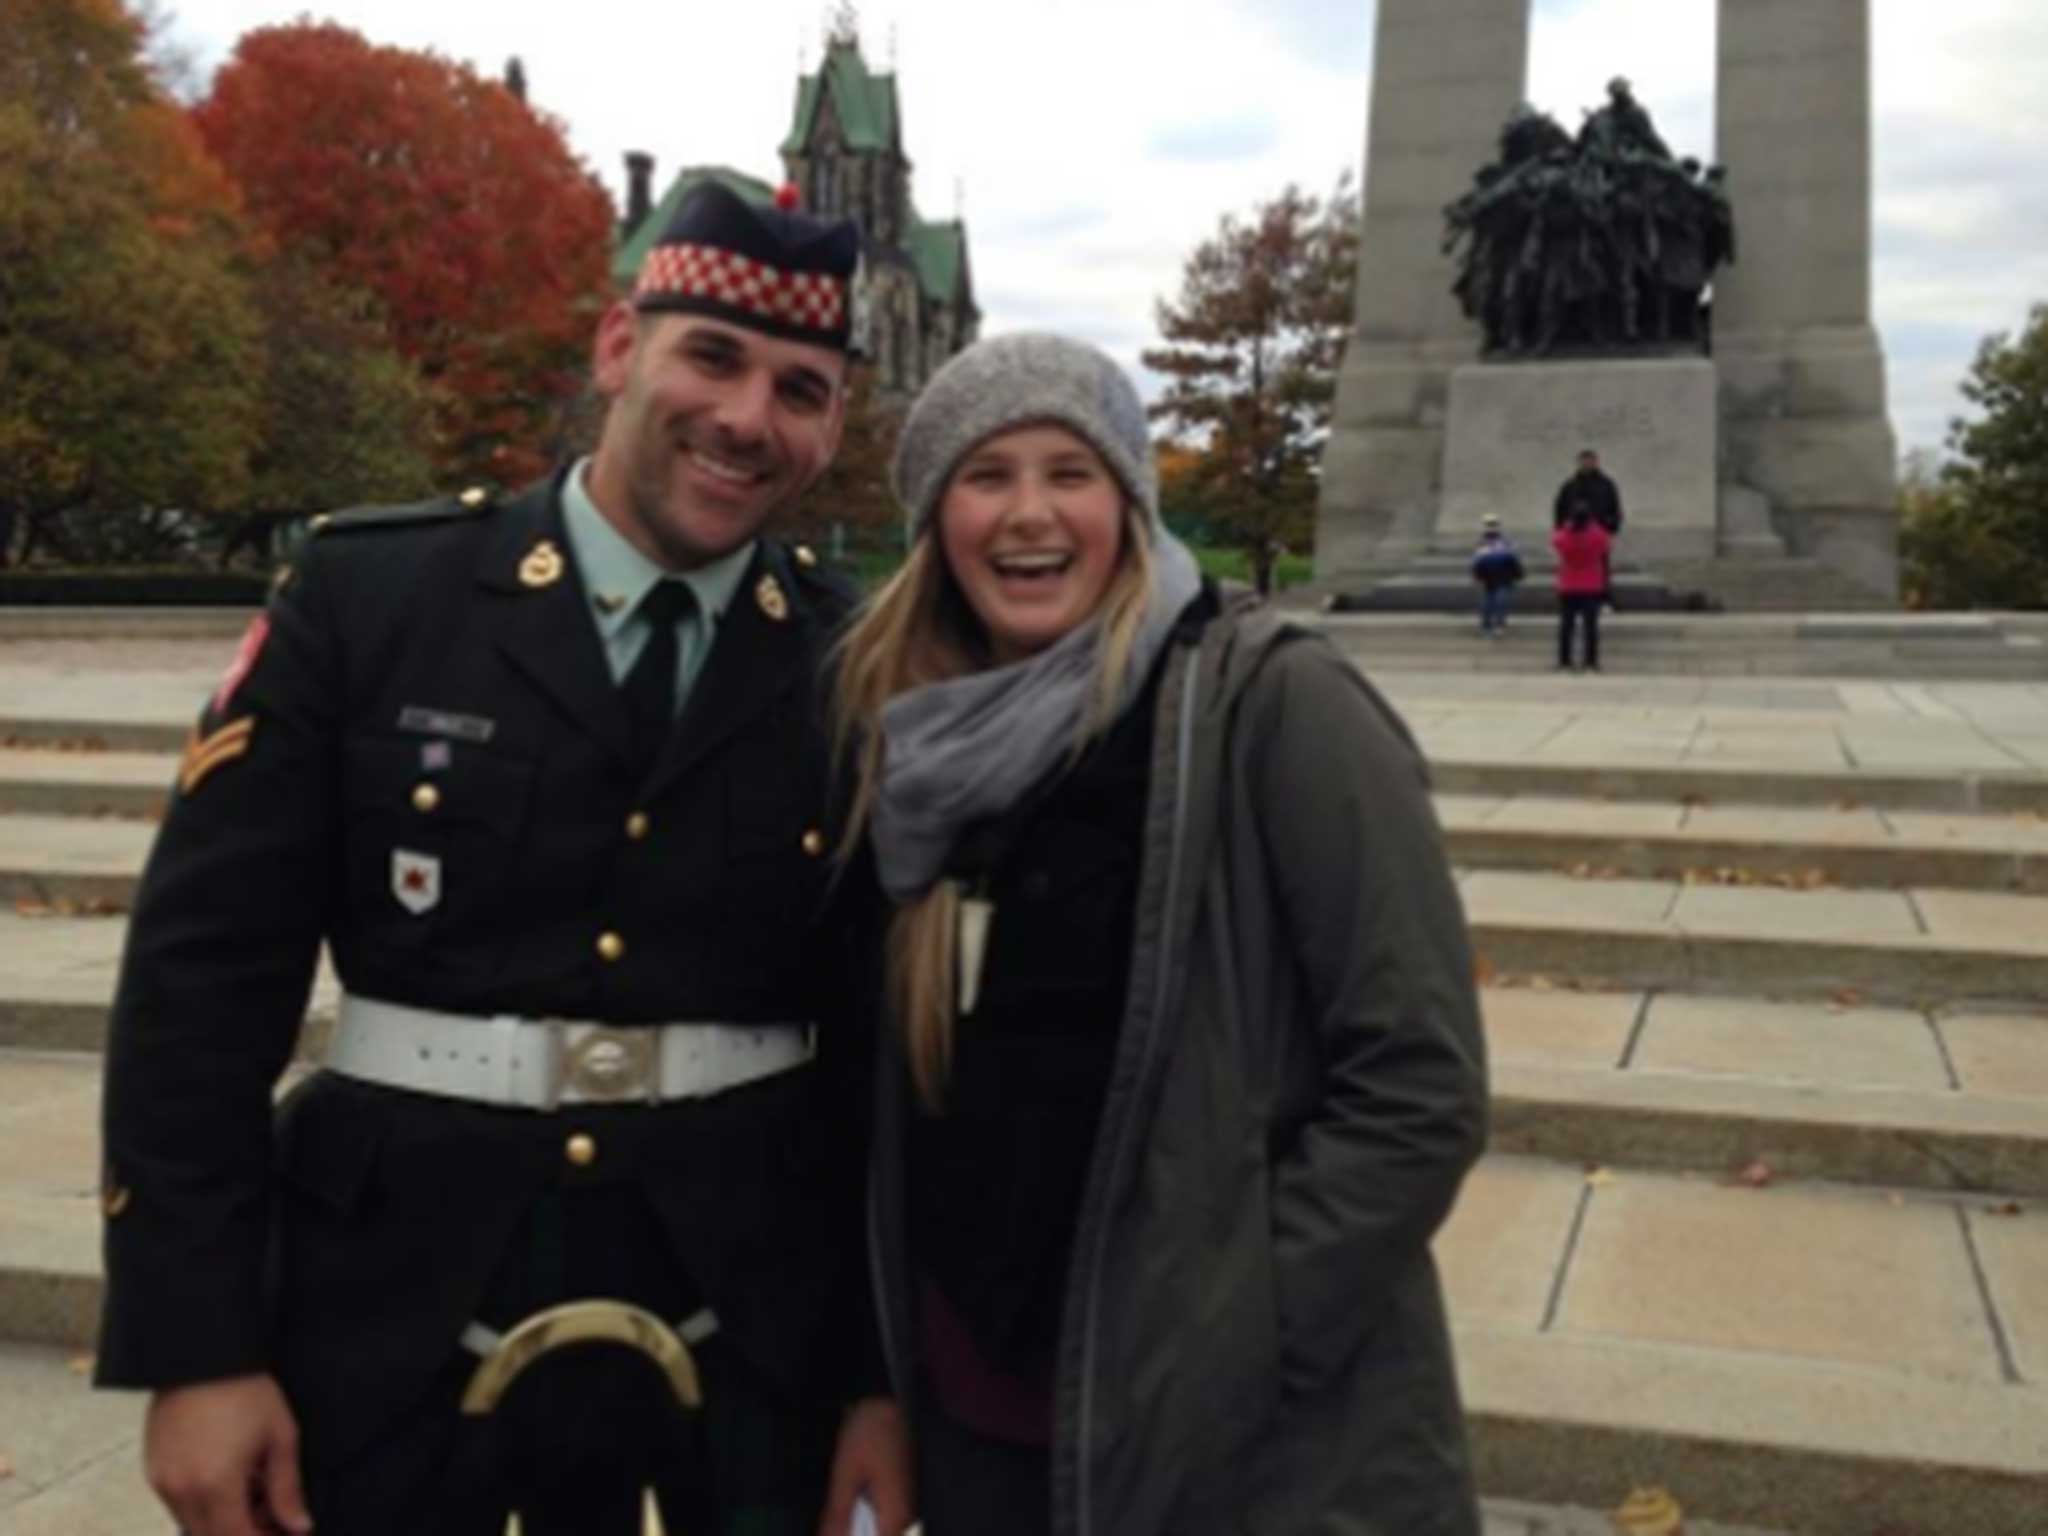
left=634, top=243, right=848, bottom=332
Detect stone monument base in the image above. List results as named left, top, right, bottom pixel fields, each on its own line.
left=1438, top=358, right=1719, bottom=563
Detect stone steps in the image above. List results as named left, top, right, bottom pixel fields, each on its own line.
left=0, top=750, right=169, bottom=819
left=1315, top=612, right=2048, bottom=679
left=11, top=739, right=2048, bottom=822
left=0, top=1343, right=1790, bottom=1536
left=3, top=1048, right=2040, bottom=1534
left=11, top=791, right=2048, bottom=908
left=5, top=663, right=2046, bottom=1531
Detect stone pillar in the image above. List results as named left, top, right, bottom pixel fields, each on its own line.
left=1315, top=0, right=1529, bottom=582
left=1715, top=0, right=1898, bottom=598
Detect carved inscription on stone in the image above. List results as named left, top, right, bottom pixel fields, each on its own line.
left=1502, top=402, right=1659, bottom=449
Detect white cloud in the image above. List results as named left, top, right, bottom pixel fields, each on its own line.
left=162, top=0, right=2044, bottom=457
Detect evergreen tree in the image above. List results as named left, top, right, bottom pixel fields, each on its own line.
left=1901, top=305, right=2048, bottom=610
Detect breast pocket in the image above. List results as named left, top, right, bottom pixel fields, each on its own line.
left=342, top=734, right=535, bottom=950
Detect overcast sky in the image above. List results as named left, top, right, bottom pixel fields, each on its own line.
left=160, top=0, right=2048, bottom=459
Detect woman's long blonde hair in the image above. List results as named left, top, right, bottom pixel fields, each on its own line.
left=835, top=494, right=1157, bottom=1109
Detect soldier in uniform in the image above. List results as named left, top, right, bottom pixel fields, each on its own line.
left=94, top=183, right=910, bottom=1536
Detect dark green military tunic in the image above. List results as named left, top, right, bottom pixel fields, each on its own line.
left=96, top=468, right=879, bottom=1530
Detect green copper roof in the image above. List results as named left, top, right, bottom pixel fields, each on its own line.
left=780, top=40, right=899, bottom=156
left=908, top=217, right=967, bottom=306
left=612, top=165, right=777, bottom=289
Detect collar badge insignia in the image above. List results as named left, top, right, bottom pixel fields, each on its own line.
left=519, top=540, right=564, bottom=589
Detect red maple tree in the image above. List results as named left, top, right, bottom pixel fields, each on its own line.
left=193, top=24, right=614, bottom=485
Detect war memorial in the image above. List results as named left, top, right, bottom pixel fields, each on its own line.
left=1, top=3, right=2046, bottom=1533
left=1320, top=0, right=1903, bottom=613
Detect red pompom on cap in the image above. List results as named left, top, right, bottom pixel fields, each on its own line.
left=773, top=183, right=802, bottom=211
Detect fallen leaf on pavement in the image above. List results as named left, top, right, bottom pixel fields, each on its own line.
left=1885, top=1193, right=1906, bottom=1208
left=1474, top=954, right=1497, bottom=986
left=1584, top=1166, right=1617, bottom=1189
left=1729, top=1159, right=1776, bottom=1189
left=68, top=1354, right=93, bottom=1375
left=1830, top=988, right=1865, bottom=1010
left=1985, top=1201, right=2025, bottom=1217
left=0, top=1452, right=14, bottom=1480
left=1611, top=1485, right=1685, bottom=1536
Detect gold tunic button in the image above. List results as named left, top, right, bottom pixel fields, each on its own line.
left=596, top=931, right=626, bottom=962
left=564, top=1133, right=597, bottom=1167
left=625, top=811, right=651, bottom=841
left=411, top=782, right=441, bottom=814
left=794, top=543, right=819, bottom=569
left=801, top=828, right=826, bottom=858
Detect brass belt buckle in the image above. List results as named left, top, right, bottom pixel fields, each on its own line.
left=463, top=1300, right=701, bottom=1535
left=549, top=1023, right=660, bottom=1107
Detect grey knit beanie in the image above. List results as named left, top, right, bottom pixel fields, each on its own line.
left=893, top=332, right=1158, bottom=531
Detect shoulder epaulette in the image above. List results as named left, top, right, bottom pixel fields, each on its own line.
left=308, top=486, right=495, bottom=537
left=778, top=540, right=862, bottom=613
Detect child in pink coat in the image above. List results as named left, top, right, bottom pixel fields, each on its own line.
left=1552, top=501, right=1612, bottom=672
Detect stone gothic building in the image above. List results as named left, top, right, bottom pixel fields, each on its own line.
left=612, top=28, right=977, bottom=398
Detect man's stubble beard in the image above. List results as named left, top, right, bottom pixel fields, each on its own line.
left=624, top=428, right=785, bottom=573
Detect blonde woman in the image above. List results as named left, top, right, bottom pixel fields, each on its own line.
left=836, top=333, right=1487, bottom=1536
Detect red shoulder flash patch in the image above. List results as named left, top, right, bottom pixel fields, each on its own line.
left=212, top=614, right=271, bottom=716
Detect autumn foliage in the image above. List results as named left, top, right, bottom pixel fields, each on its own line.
left=193, top=24, right=615, bottom=484
left=0, top=0, right=264, bottom=560
left=1144, top=178, right=1358, bottom=592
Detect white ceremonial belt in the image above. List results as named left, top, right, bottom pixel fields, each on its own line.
left=327, top=994, right=816, bottom=1109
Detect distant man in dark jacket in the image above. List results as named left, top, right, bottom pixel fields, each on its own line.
left=1553, top=448, right=1623, bottom=534
left=1554, top=447, right=1623, bottom=606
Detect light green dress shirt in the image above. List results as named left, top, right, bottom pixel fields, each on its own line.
left=561, top=458, right=757, bottom=715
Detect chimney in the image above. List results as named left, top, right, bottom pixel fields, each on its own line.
left=624, top=152, right=655, bottom=238
left=504, top=56, right=527, bottom=103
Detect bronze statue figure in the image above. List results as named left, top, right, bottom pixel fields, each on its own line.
left=1443, top=82, right=1736, bottom=358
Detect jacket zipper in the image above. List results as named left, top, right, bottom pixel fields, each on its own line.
left=1068, top=646, right=1203, bottom=1536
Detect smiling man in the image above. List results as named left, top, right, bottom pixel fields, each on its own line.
left=95, top=183, right=910, bottom=1536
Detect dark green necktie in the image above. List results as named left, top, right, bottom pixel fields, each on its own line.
left=622, top=580, right=697, bottom=777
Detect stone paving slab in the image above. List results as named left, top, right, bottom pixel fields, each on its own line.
left=1667, top=885, right=1923, bottom=942
left=0, top=752, right=168, bottom=820
left=1969, top=1204, right=2048, bottom=1384
left=1436, top=1158, right=1586, bottom=1333
left=1558, top=1176, right=2000, bottom=1384
left=1484, top=982, right=2048, bottom=1114
left=0, top=813, right=154, bottom=869
left=1480, top=987, right=1643, bottom=1069
left=1630, top=995, right=1950, bottom=1091
left=1459, top=1326, right=2048, bottom=1535
left=1462, top=870, right=1680, bottom=926
left=1942, top=1012, right=2048, bottom=1099
left=1912, top=888, right=2048, bottom=952
left=1467, top=869, right=2048, bottom=955
left=1494, top=1052, right=2048, bottom=1193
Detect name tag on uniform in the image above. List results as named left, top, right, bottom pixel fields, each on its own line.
left=397, top=706, right=496, bottom=744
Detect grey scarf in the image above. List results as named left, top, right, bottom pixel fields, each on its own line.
left=871, top=533, right=1204, bottom=904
